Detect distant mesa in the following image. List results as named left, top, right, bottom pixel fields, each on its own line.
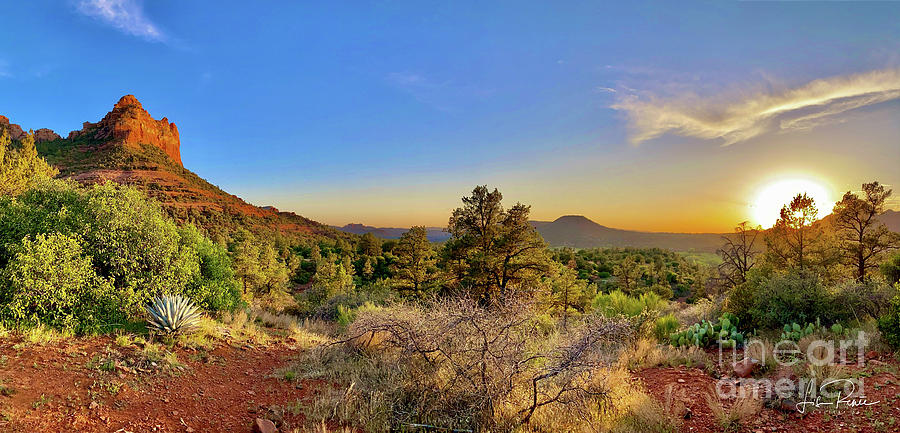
left=68, top=95, right=182, bottom=165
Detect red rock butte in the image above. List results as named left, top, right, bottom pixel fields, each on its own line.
left=68, top=95, right=182, bottom=165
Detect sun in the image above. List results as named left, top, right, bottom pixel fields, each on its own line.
left=750, top=178, right=834, bottom=228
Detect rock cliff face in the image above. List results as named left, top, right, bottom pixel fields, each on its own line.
left=33, top=128, right=61, bottom=143
left=68, top=95, right=182, bottom=165
left=0, top=115, right=27, bottom=140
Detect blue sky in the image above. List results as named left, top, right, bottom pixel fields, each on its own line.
left=2, top=1, right=899, bottom=231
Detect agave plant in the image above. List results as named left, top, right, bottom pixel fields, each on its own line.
left=146, top=294, right=203, bottom=336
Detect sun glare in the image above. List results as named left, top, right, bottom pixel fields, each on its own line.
left=751, top=178, right=834, bottom=228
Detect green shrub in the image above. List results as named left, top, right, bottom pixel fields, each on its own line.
left=878, top=295, right=900, bottom=348
left=654, top=314, right=679, bottom=342
left=180, top=225, right=242, bottom=312
left=336, top=305, right=356, bottom=328
left=0, top=233, right=118, bottom=332
left=726, top=272, right=850, bottom=330
left=0, top=180, right=242, bottom=332
left=593, top=290, right=665, bottom=317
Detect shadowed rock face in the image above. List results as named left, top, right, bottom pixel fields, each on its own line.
left=67, top=95, right=182, bottom=165
left=0, top=115, right=27, bottom=140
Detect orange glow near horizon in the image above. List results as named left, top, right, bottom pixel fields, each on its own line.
left=750, top=177, right=835, bottom=228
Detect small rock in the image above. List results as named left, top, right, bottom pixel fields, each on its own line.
left=252, top=418, right=277, bottom=433
left=677, top=378, right=686, bottom=383
left=778, top=399, right=798, bottom=413
left=733, top=357, right=760, bottom=378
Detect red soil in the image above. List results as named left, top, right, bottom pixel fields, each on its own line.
left=0, top=337, right=313, bottom=432
left=635, top=353, right=900, bottom=433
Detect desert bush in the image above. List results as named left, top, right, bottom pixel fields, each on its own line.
left=593, top=290, right=665, bottom=317
left=221, top=309, right=270, bottom=345
left=671, top=297, right=721, bottom=326
left=654, top=314, right=680, bottom=342
left=0, top=233, right=118, bottom=332
left=834, top=280, right=895, bottom=319
left=0, top=180, right=241, bottom=332
left=882, top=253, right=900, bottom=285
left=300, top=281, right=395, bottom=321
left=288, top=295, right=635, bottom=432
left=726, top=271, right=851, bottom=330
left=877, top=293, right=900, bottom=348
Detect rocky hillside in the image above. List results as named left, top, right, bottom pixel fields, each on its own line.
left=3, top=95, right=343, bottom=242
left=67, top=95, right=182, bottom=165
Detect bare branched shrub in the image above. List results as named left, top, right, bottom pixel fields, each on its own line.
left=293, top=295, right=634, bottom=432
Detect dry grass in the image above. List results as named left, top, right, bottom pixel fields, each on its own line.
left=743, top=338, right=777, bottom=372
left=221, top=310, right=270, bottom=345
left=290, top=421, right=355, bottom=433
left=620, top=338, right=709, bottom=371
left=175, top=317, right=222, bottom=350
left=671, top=298, right=721, bottom=327
left=256, top=310, right=300, bottom=330
left=704, top=391, right=762, bottom=432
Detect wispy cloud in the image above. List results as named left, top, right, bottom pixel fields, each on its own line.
left=0, top=60, right=11, bottom=78
left=612, top=68, right=900, bottom=145
left=76, top=0, right=165, bottom=42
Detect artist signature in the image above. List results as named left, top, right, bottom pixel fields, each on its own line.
left=796, top=379, right=881, bottom=414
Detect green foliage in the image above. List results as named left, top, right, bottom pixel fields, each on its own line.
left=307, top=252, right=355, bottom=305
left=228, top=229, right=291, bottom=297
left=443, top=185, right=551, bottom=302
left=391, top=226, right=440, bottom=298
left=882, top=253, right=900, bottom=285
left=336, top=304, right=356, bottom=328
left=878, top=294, right=900, bottom=348
left=726, top=270, right=852, bottom=330
left=0, top=180, right=242, bottom=332
left=593, top=290, right=665, bottom=317
left=299, top=281, right=395, bottom=321
left=545, top=263, right=596, bottom=328
left=0, top=129, right=59, bottom=197
left=145, top=295, right=203, bottom=336
left=0, top=233, right=117, bottom=332
left=654, top=314, right=680, bottom=342
left=551, top=247, right=709, bottom=300
left=181, top=226, right=243, bottom=311
left=669, top=313, right=743, bottom=349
